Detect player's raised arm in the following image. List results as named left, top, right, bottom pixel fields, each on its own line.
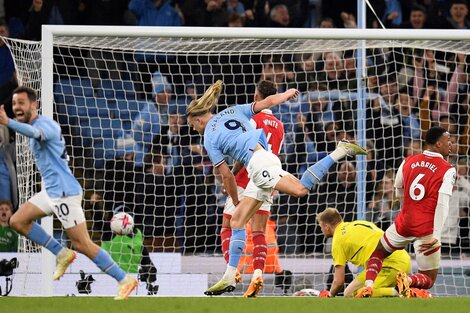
left=252, top=88, right=299, bottom=113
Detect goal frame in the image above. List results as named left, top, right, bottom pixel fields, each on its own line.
left=39, top=25, right=470, bottom=296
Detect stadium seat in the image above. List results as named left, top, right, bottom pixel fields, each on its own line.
left=98, top=79, right=136, bottom=100
left=53, top=78, right=94, bottom=104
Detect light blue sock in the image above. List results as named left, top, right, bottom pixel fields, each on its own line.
left=92, top=248, right=126, bottom=282
left=228, top=228, right=246, bottom=268
left=300, top=155, right=335, bottom=190
left=28, top=222, right=63, bottom=255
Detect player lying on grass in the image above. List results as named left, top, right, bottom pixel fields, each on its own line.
left=219, top=80, right=285, bottom=298
left=357, top=127, right=455, bottom=298
left=186, top=80, right=367, bottom=295
left=0, top=87, right=137, bottom=300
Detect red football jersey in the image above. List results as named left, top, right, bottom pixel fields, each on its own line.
left=394, top=152, right=455, bottom=237
left=235, top=110, right=284, bottom=189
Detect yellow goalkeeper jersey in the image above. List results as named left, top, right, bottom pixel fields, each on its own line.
left=331, top=221, right=410, bottom=272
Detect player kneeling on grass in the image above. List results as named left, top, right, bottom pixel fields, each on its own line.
left=0, top=87, right=137, bottom=300
left=357, top=127, right=455, bottom=298
left=316, top=207, right=413, bottom=298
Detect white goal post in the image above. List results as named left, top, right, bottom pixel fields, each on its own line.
left=2, top=26, right=470, bottom=297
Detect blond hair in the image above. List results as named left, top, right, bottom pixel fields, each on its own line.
left=185, top=80, right=223, bottom=117
left=316, top=207, right=343, bottom=225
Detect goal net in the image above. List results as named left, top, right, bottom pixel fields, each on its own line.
left=2, top=27, right=470, bottom=296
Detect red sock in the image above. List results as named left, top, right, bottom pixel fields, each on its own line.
left=365, top=250, right=387, bottom=282
left=409, top=273, right=433, bottom=289
left=221, top=227, right=232, bottom=264
left=252, top=231, right=267, bottom=271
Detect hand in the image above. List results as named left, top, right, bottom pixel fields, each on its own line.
left=286, top=88, right=300, bottom=101
left=387, top=11, right=399, bottom=21
left=0, top=105, right=9, bottom=125
left=418, top=237, right=439, bottom=253
left=319, top=290, right=331, bottom=298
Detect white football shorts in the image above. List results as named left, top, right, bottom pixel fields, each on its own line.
left=29, top=190, right=86, bottom=229
left=245, top=149, right=288, bottom=202
left=381, top=223, right=441, bottom=271
left=224, top=186, right=272, bottom=218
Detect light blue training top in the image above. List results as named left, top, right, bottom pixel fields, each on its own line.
left=203, top=103, right=267, bottom=167
left=8, top=116, right=82, bottom=198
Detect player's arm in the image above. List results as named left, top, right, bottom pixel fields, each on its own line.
left=217, top=162, right=239, bottom=206
left=394, top=160, right=405, bottom=200
left=0, top=105, right=41, bottom=139
left=231, top=160, right=244, bottom=176
left=328, top=265, right=346, bottom=297
left=252, top=89, right=299, bottom=113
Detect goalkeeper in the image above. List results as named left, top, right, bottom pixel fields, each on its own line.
left=315, top=207, right=433, bottom=298
left=0, top=87, right=137, bottom=300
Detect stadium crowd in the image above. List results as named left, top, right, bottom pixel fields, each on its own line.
left=0, top=0, right=469, bottom=259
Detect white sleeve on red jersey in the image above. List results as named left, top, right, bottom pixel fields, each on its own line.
left=250, top=118, right=257, bottom=129
left=439, top=167, right=456, bottom=196
left=394, top=160, right=405, bottom=198
left=433, top=192, right=451, bottom=240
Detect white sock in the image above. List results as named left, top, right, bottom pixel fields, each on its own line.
left=253, top=269, right=263, bottom=280
left=330, top=147, right=347, bottom=162
left=365, top=280, right=374, bottom=288
left=224, top=265, right=237, bottom=278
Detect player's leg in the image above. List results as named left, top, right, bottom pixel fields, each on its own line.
left=409, top=237, right=440, bottom=289
left=363, top=224, right=412, bottom=295
left=56, top=195, right=136, bottom=300
left=65, top=223, right=137, bottom=300
left=274, top=140, right=367, bottom=197
left=205, top=196, right=262, bottom=296
left=354, top=267, right=400, bottom=298
left=243, top=211, right=268, bottom=298
left=9, top=192, right=64, bottom=257
left=299, top=140, right=367, bottom=191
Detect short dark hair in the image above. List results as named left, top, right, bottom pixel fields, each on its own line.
left=411, top=4, right=427, bottom=14
left=256, top=80, right=277, bottom=99
left=0, top=200, right=13, bottom=211
left=425, top=126, right=448, bottom=145
left=13, top=86, right=37, bottom=102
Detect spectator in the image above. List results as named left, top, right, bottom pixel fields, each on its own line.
left=441, top=158, right=470, bottom=255
left=18, top=0, right=80, bottom=41
left=0, top=125, right=16, bottom=209
left=268, top=4, right=290, bottom=27
left=226, top=0, right=244, bottom=16
left=181, top=0, right=229, bottom=27
left=404, top=138, right=423, bottom=157
left=395, top=90, right=421, bottom=143
left=80, top=0, right=130, bottom=25
left=317, top=160, right=358, bottom=222
left=386, top=4, right=431, bottom=29
left=0, top=200, right=18, bottom=252
left=440, top=0, right=470, bottom=29
left=367, top=170, right=401, bottom=230
left=227, top=12, right=245, bottom=27
left=0, top=20, right=16, bottom=119
left=318, top=16, right=335, bottom=28
left=128, top=0, right=182, bottom=27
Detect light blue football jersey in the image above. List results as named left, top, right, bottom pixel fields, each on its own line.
left=204, top=103, right=267, bottom=167
left=29, top=116, right=82, bottom=198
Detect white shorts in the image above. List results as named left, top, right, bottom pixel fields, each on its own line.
left=223, top=186, right=272, bottom=218
left=245, top=149, right=288, bottom=202
left=29, top=190, right=86, bottom=229
left=381, top=223, right=441, bottom=271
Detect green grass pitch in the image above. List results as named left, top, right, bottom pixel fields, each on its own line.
left=2, top=297, right=470, bottom=313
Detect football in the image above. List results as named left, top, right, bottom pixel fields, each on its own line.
left=110, top=212, right=134, bottom=235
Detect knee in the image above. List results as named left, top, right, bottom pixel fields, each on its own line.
left=9, top=215, right=27, bottom=234
left=71, top=238, right=94, bottom=254
left=291, top=188, right=308, bottom=198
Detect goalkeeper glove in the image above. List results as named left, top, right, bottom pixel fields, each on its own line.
left=319, top=290, right=331, bottom=298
